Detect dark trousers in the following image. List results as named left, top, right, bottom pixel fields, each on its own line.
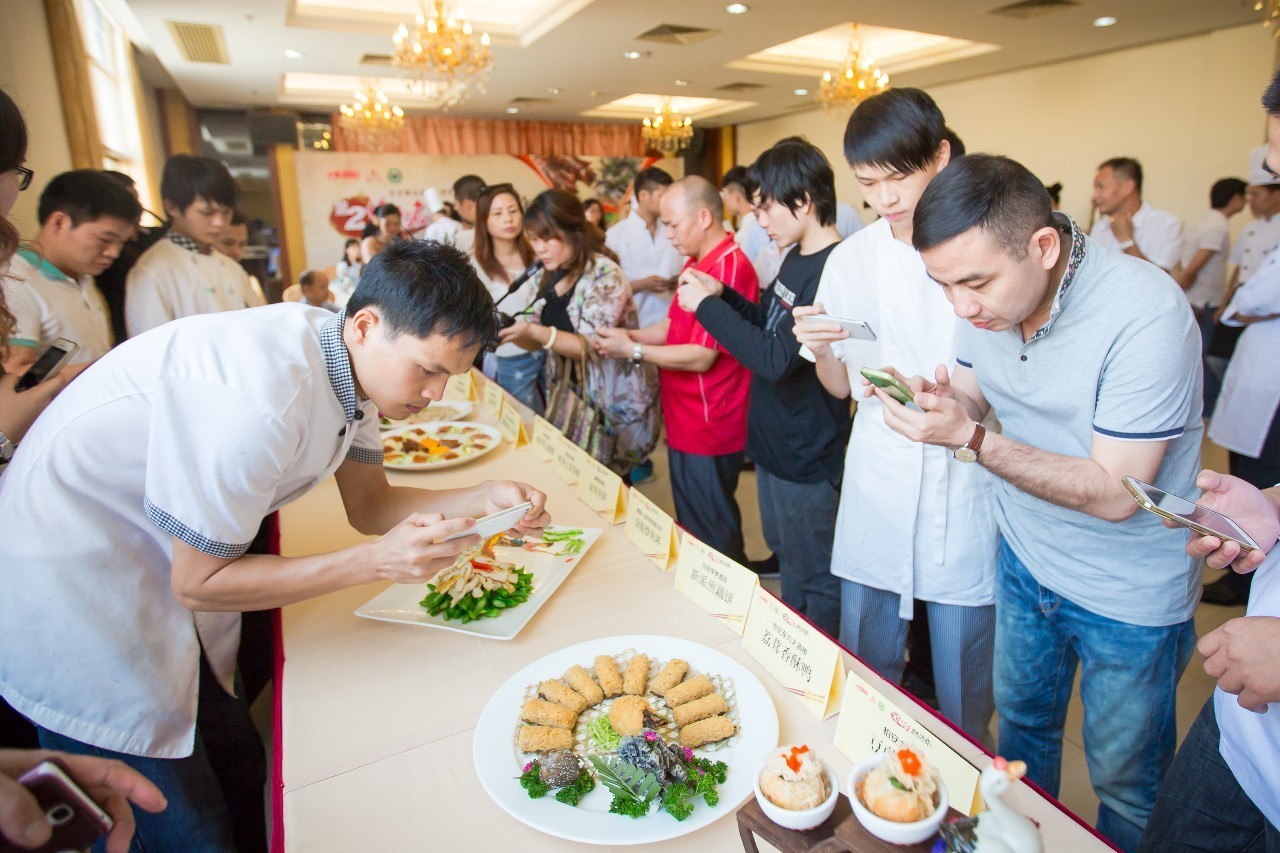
left=668, top=447, right=747, bottom=565
left=37, top=654, right=267, bottom=853
left=1139, top=698, right=1280, bottom=852
left=755, top=467, right=841, bottom=637
left=1215, top=413, right=1280, bottom=598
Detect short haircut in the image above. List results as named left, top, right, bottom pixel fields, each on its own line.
left=299, top=269, right=323, bottom=288
left=913, top=153, right=1054, bottom=261
left=1044, top=182, right=1063, bottom=205
left=375, top=203, right=401, bottom=219
left=229, top=209, right=248, bottom=227
left=1211, top=177, right=1248, bottom=209
left=38, top=169, right=142, bottom=227
left=721, top=166, right=750, bottom=195
left=1098, top=157, right=1143, bottom=194
left=103, top=170, right=135, bottom=188
left=748, top=137, right=837, bottom=226
left=347, top=239, right=497, bottom=349
left=944, top=126, right=966, bottom=158
left=1264, top=68, right=1280, bottom=117
left=160, top=154, right=236, bottom=211
left=634, top=166, right=674, bottom=199
left=675, top=175, right=724, bottom=222
left=843, top=87, right=947, bottom=174
left=452, top=174, right=486, bottom=204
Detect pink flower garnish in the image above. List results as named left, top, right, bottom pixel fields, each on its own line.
left=522, top=761, right=533, bottom=772
left=643, top=730, right=658, bottom=742
left=682, top=747, right=694, bottom=763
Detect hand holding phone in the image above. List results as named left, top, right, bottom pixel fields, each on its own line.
left=860, top=367, right=924, bottom=411
left=800, top=314, right=877, bottom=341
left=15, top=339, right=79, bottom=393
left=1123, top=476, right=1262, bottom=553
left=440, top=501, right=535, bottom=542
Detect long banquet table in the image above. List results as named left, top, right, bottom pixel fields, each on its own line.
left=274, top=395, right=1111, bottom=851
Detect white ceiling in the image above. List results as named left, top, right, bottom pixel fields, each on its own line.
left=114, top=0, right=1264, bottom=126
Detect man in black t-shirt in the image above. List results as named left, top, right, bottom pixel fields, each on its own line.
left=676, top=137, right=849, bottom=636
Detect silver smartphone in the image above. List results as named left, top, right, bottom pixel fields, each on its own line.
left=15, top=338, right=79, bottom=392
left=1123, top=476, right=1261, bottom=551
left=440, top=501, right=534, bottom=542
left=800, top=314, right=877, bottom=341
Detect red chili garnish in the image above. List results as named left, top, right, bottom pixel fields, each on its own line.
left=897, top=749, right=922, bottom=777
left=784, top=744, right=810, bottom=773
left=470, top=560, right=493, bottom=572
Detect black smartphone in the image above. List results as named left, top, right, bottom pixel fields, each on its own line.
left=0, top=759, right=113, bottom=853
left=14, top=338, right=79, bottom=392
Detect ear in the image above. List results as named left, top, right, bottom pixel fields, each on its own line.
left=162, top=198, right=181, bottom=221
left=347, top=305, right=382, bottom=346
left=934, top=139, right=952, bottom=172
left=1030, top=224, right=1062, bottom=271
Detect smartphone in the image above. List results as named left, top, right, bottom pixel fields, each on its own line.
left=859, top=367, right=923, bottom=410
left=15, top=338, right=79, bottom=392
left=1123, top=476, right=1261, bottom=552
left=0, top=759, right=113, bottom=853
left=801, top=314, right=877, bottom=341
left=440, top=501, right=534, bottom=542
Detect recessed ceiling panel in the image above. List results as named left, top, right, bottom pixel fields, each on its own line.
left=582, top=93, right=755, bottom=122
left=288, top=0, right=596, bottom=47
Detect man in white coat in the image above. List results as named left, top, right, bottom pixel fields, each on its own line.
left=793, top=88, right=998, bottom=743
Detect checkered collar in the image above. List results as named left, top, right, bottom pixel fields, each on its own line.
left=1025, top=212, right=1086, bottom=345
left=320, top=310, right=360, bottom=422
left=166, top=230, right=210, bottom=255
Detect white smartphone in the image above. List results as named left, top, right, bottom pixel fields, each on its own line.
left=800, top=314, right=877, bottom=341
left=1122, top=476, right=1261, bottom=552
left=15, top=338, right=79, bottom=392
left=440, top=501, right=534, bottom=542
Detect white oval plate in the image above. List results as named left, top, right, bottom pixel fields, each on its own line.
left=381, top=421, right=501, bottom=471
left=473, top=635, right=780, bottom=845
left=378, top=400, right=473, bottom=430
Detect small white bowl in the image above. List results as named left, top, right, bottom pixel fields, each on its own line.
left=847, top=756, right=949, bottom=845
left=753, top=758, right=840, bottom=831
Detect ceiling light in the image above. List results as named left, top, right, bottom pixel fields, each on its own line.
left=675, top=79, right=689, bottom=87
left=623, top=51, right=642, bottom=60
left=1092, top=16, right=1117, bottom=27
left=338, top=82, right=405, bottom=151
left=284, top=49, right=304, bottom=59
left=392, top=0, right=493, bottom=108
left=793, top=88, right=808, bottom=96
left=818, top=24, right=889, bottom=113
left=642, top=100, right=694, bottom=157
left=547, top=88, right=560, bottom=95
left=506, top=107, right=519, bottom=114
left=725, top=3, right=749, bottom=13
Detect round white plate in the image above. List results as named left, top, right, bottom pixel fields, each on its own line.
left=378, top=400, right=473, bottom=430
left=473, top=634, right=780, bottom=845
left=381, top=421, right=501, bottom=471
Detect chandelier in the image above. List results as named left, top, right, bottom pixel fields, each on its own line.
left=818, top=24, right=889, bottom=112
left=392, top=0, right=492, bottom=106
left=1260, top=0, right=1280, bottom=36
left=641, top=100, right=694, bottom=157
left=337, top=83, right=405, bottom=151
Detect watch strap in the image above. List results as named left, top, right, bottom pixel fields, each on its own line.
left=964, top=423, right=987, bottom=453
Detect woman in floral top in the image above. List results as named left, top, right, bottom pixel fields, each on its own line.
left=499, top=189, right=659, bottom=471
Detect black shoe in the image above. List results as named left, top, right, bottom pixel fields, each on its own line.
left=748, top=554, right=780, bottom=579
left=1201, top=572, right=1252, bottom=607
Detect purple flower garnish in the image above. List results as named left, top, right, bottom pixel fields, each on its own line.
left=643, top=730, right=658, bottom=743
left=682, top=747, right=694, bottom=763
left=522, top=761, right=533, bottom=773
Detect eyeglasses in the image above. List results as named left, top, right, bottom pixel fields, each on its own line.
left=12, top=166, right=33, bottom=192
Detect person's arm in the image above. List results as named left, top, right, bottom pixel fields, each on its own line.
left=633, top=343, right=717, bottom=372
left=694, top=295, right=798, bottom=382
left=0, top=365, right=84, bottom=443
left=1172, top=248, right=1216, bottom=291
left=1200, top=616, right=1280, bottom=713
left=629, top=319, right=671, bottom=345
left=1110, top=212, right=1180, bottom=271
left=1, top=346, right=36, bottom=376
left=630, top=275, right=677, bottom=294
left=791, top=303, right=852, bottom=399
left=1217, top=266, right=1241, bottom=322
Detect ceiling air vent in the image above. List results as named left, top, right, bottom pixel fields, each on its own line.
left=359, top=53, right=395, bottom=67
left=510, top=97, right=554, bottom=104
left=989, top=0, right=1079, bottom=19
left=636, top=24, right=718, bottom=46
left=716, top=82, right=765, bottom=93
left=165, top=21, right=230, bottom=64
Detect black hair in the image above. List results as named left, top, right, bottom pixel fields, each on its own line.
left=452, top=174, right=486, bottom=204
left=341, top=237, right=360, bottom=264
left=1264, top=68, right=1280, bottom=117
left=1098, top=157, right=1143, bottom=194
left=299, top=269, right=324, bottom=288
left=721, top=166, right=750, bottom=194
left=944, top=126, right=966, bottom=158
left=37, top=169, right=142, bottom=227
left=843, top=88, right=947, bottom=174
left=634, top=166, right=674, bottom=199
left=0, top=88, right=27, bottom=176
left=160, top=154, right=236, bottom=211
left=1044, top=182, right=1063, bottom=205
left=103, top=170, right=135, bottom=188
left=913, top=154, right=1054, bottom=261
left=1211, top=177, right=1248, bottom=209
left=347, top=239, right=497, bottom=349
left=228, top=209, right=249, bottom=227
left=747, top=138, right=837, bottom=227
left=375, top=203, right=402, bottom=220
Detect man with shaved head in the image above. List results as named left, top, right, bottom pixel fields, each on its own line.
left=596, top=175, right=759, bottom=564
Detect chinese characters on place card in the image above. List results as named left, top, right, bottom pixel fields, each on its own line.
left=741, top=587, right=844, bottom=719
left=674, top=536, right=758, bottom=634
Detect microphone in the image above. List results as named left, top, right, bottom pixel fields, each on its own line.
left=496, top=260, right=543, bottom=305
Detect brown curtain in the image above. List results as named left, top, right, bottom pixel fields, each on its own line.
left=332, top=115, right=648, bottom=157
left=43, top=0, right=104, bottom=169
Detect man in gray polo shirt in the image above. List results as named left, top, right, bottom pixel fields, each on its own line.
left=870, top=154, right=1201, bottom=852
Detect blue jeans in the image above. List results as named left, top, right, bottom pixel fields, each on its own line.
left=995, top=539, right=1196, bottom=853
left=756, top=468, right=841, bottom=637
left=488, top=349, right=545, bottom=415
left=1139, top=698, right=1280, bottom=852
left=36, top=655, right=266, bottom=852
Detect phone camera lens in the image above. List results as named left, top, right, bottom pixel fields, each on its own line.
left=47, top=803, right=74, bottom=826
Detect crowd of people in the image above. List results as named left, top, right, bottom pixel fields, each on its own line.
left=0, top=62, right=1278, bottom=852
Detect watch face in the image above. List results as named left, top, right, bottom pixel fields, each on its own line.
left=954, top=447, right=977, bottom=464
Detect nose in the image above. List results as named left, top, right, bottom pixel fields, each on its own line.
left=872, top=183, right=897, bottom=209
left=424, top=376, right=448, bottom=403
left=949, top=291, right=981, bottom=320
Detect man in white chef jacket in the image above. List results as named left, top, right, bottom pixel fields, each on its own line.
left=792, top=88, right=998, bottom=743
left=605, top=166, right=685, bottom=327
left=0, top=240, right=549, bottom=851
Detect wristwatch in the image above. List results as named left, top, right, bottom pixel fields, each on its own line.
left=1117, top=239, right=1136, bottom=251
left=954, top=423, right=986, bottom=463
left=0, top=431, right=15, bottom=463
left=631, top=342, right=644, bottom=365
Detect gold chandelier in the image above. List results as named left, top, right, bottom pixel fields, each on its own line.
left=818, top=25, right=889, bottom=112
left=1259, top=0, right=1280, bottom=36
left=641, top=100, right=694, bottom=157
left=337, top=83, right=405, bottom=151
left=392, top=0, right=492, bottom=105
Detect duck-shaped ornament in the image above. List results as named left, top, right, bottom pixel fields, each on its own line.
left=934, top=757, right=1042, bottom=853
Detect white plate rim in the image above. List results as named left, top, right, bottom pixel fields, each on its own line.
left=378, top=400, right=474, bottom=430
left=472, top=634, right=781, bottom=845
left=381, top=420, right=501, bottom=471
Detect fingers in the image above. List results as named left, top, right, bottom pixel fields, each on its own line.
left=404, top=512, right=446, bottom=528
left=1197, top=627, right=1223, bottom=661
left=1197, top=469, right=1227, bottom=494
left=57, top=755, right=166, bottom=814
left=96, top=789, right=137, bottom=853
left=0, top=770, right=50, bottom=850
left=935, top=364, right=952, bottom=387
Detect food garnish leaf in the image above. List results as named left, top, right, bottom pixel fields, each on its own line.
left=661, top=783, right=696, bottom=821
left=519, top=761, right=548, bottom=799
left=888, top=775, right=909, bottom=792
left=589, top=756, right=660, bottom=805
